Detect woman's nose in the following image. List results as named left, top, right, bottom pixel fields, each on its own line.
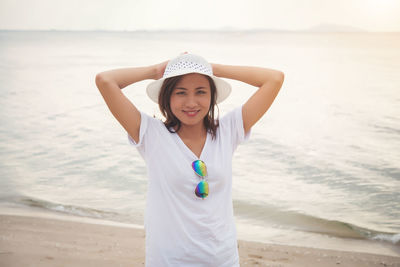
left=185, top=94, right=197, bottom=107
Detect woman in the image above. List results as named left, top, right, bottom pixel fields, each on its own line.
left=95, top=53, right=284, bottom=266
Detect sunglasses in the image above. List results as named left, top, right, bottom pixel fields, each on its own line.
left=192, top=160, right=209, bottom=199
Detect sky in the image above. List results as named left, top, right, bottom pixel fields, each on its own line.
left=1, top=0, right=400, bottom=32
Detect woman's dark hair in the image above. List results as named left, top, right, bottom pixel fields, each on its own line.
left=158, top=74, right=219, bottom=139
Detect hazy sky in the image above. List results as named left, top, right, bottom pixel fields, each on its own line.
left=1, top=0, right=400, bottom=32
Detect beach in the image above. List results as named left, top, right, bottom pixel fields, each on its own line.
left=1, top=31, right=399, bottom=266
left=1, top=208, right=399, bottom=267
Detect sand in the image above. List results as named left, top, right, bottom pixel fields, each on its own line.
left=1, top=212, right=399, bottom=267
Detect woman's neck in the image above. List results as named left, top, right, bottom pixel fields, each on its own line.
left=176, top=123, right=207, bottom=140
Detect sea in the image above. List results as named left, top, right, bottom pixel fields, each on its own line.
left=0, top=30, right=399, bottom=257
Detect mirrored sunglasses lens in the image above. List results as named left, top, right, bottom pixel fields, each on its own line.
left=195, top=180, right=209, bottom=199
left=192, top=160, right=207, bottom=177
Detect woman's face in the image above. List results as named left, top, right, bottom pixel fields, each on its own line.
left=170, top=73, right=211, bottom=129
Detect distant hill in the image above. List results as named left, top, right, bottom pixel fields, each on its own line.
left=212, top=24, right=368, bottom=33
left=306, top=23, right=367, bottom=32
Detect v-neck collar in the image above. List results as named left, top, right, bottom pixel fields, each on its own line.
left=173, top=131, right=210, bottom=160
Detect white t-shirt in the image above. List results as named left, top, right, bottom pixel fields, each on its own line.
left=128, top=106, right=250, bottom=267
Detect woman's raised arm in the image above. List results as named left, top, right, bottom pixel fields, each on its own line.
left=212, top=63, right=284, bottom=134
left=95, top=62, right=167, bottom=143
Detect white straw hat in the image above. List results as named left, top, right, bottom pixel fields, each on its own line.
left=146, top=53, right=231, bottom=104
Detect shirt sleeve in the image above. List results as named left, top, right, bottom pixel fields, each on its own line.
left=127, top=111, right=148, bottom=147
left=127, top=112, right=164, bottom=160
left=220, top=105, right=251, bottom=153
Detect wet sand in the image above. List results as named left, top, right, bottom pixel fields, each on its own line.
left=0, top=212, right=399, bottom=267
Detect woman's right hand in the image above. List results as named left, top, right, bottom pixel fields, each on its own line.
left=153, top=52, right=189, bottom=80
left=153, top=60, right=169, bottom=80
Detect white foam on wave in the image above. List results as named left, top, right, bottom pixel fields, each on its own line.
left=372, top=233, right=400, bottom=245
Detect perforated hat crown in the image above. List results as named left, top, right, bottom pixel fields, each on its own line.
left=163, top=54, right=213, bottom=78
left=146, top=53, right=231, bottom=104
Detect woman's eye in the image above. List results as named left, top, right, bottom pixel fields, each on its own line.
left=176, top=91, right=186, bottom=95
left=197, top=90, right=206, bottom=94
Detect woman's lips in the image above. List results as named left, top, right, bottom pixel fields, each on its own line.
left=183, top=110, right=199, bottom=117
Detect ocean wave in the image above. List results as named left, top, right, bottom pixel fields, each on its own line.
left=0, top=195, right=137, bottom=225
left=233, top=199, right=400, bottom=245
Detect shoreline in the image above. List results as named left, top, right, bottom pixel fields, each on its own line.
left=3, top=202, right=398, bottom=256
left=1, top=208, right=399, bottom=266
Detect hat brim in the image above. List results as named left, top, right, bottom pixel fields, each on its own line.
left=146, top=74, right=231, bottom=104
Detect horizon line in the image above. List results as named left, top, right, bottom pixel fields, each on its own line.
left=1, top=28, right=399, bottom=33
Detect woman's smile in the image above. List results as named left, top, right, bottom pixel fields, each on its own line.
left=183, top=110, right=200, bottom=117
